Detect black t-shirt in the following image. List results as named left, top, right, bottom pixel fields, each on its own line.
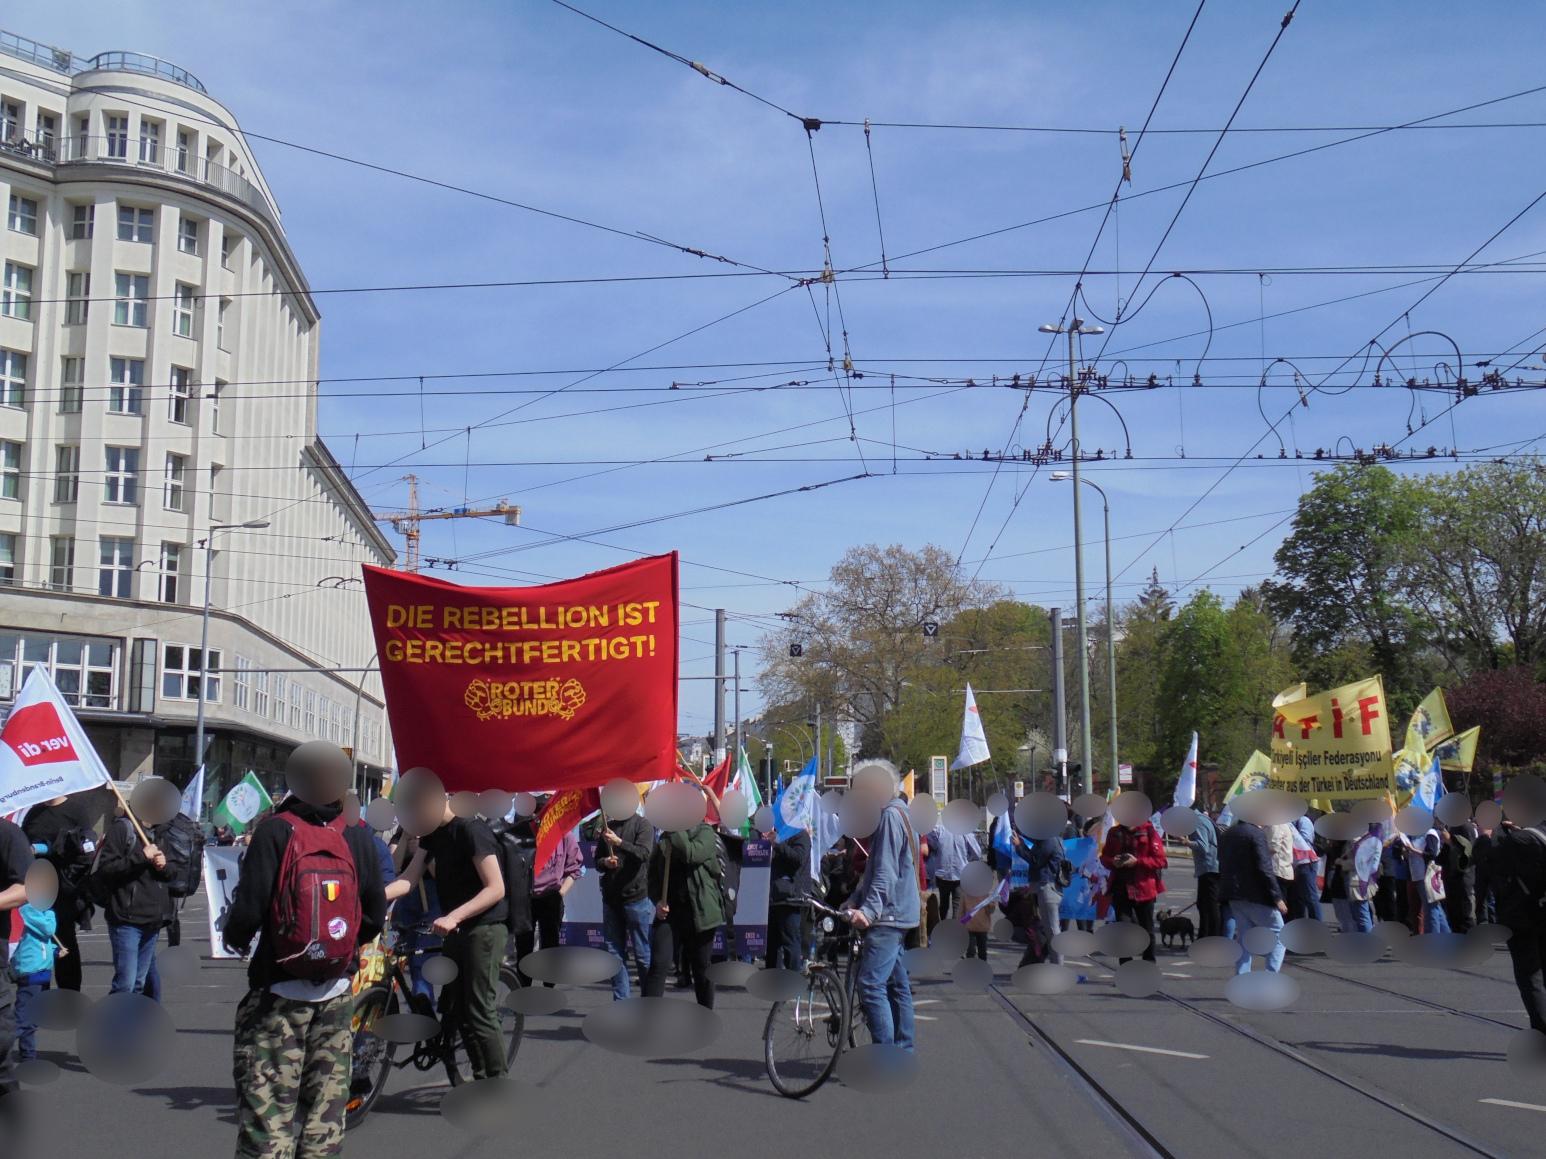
left=421, top=816, right=508, bottom=928
left=0, top=818, right=35, bottom=967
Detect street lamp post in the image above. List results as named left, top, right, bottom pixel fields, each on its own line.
left=1052, top=471, right=1118, bottom=793
left=1039, top=319, right=1103, bottom=796
left=194, top=520, right=270, bottom=776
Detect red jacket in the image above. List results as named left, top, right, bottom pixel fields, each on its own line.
left=1100, top=822, right=1168, bottom=903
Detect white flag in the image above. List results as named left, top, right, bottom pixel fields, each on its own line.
left=180, top=765, right=206, bottom=820
left=951, top=683, right=992, bottom=771
left=1173, top=731, right=1199, bottom=808
left=0, top=665, right=113, bottom=815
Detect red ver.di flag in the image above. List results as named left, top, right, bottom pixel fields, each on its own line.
left=364, top=553, right=679, bottom=792
left=0, top=665, right=113, bottom=814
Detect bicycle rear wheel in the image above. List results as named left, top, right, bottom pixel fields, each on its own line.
left=345, top=985, right=399, bottom=1130
left=764, top=969, right=846, bottom=1098
left=442, top=965, right=528, bottom=1085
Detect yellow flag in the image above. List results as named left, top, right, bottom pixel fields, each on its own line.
left=1270, top=675, right=1394, bottom=799
left=1435, top=725, right=1479, bottom=773
left=1407, top=688, right=1455, bottom=750
left=901, top=771, right=916, bottom=799
left=1223, top=750, right=1273, bottom=803
left=1271, top=682, right=1308, bottom=709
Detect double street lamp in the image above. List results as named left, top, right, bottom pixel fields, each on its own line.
left=1039, top=319, right=1103, bottom=796
left=194, top=520, right=270, bottom=771
left=1051, top=471, right=1118, bottom=793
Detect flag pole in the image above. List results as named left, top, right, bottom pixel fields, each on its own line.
left=105, top=779, right=153, bottom=846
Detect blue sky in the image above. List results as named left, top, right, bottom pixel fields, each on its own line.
left=21, top=2, right=1546, bottom=736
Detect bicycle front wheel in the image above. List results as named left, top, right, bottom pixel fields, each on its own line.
left=443, top=965, right=528, bottom=1085
left=345, top=985, right=399, bottom=1130
left=764, top=969, right=846, bottom=1098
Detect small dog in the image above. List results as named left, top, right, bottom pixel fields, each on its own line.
left=1158, top=908, right=1195, bottom=948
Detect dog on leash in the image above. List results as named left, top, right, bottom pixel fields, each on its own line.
left=1158, top=908, right=1196, bottom=948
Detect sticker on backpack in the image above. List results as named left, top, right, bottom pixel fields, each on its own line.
left=327, top=917, right=349, bottom=941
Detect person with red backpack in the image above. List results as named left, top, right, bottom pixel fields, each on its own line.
left=224, top=743, right=386, bottom=1159
left=1100, top=814, right=1167, bottom=963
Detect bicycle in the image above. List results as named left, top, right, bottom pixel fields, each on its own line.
left=762, top=897, right=875, bottom=1098
left=346, top=922, right=526, bottom=1128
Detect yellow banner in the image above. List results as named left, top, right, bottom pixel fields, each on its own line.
left=1407, top=687, right=1454, bottom=750
left=901, top=771, right=916, bottom=799
left=1269, top=676, right=1394, bottom=799
left=1435, top=725, right=1479, bottom=773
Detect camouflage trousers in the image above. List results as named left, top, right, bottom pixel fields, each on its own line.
left=233, top=988, right=354, bottom=1159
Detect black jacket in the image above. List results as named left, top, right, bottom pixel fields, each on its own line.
left=1218, top=821, right=1283, bottom=908
left=97, top=815, right=174, bottom=927
left=223, top=798, right=387, bottom=990
left=1475, top=824, right=1546, bottom=933
left=769, top=830, right=812, bottom=908
left=597, top=813, right=654, bottom=904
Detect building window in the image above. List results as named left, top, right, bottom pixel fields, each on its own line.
left=273, top=674, right=288, bottom=723
left=65, top=272, right=89, bottom=325
left=0, top=349, right=25, bottom=407
left=169, top=367, right=192, bottom=422
left=48, top=537, right=73, bottom=591
left=177, top=217, right=199, bottom=256
left=173, top=285, right=195, bottom=338
left=138, top=119, right=161, bottom=165
left=7, top=195, right=36, bottom=235
left=162, top=645, right=221, bottom=702
left=0, top=633, right=117, bottom=708
left=290, top=685, right=303, bottom=729
left=233, top=656, right=252, bottom=710
left=163, top=452, right=186, bottom=511
left=210, top=380, right=226, bottom=434
left=74, top=115, right=89, bottom=157
left=1, top=263, right=33, bottom=320
left=305, top=690, right=317, bottom=735
left=175, top=130, right=190, bottom=173
left=53, top=445, right=79, bottom=503
left=36, top=112, right=57, bottom=154
left=104, top=446, right=139, bottom=505
left=109, top=357, right=144, bottom=413
left=0, top=533, right=13, bottom=584
left=0, top=440, right=19, bottom=500
left=58, top=358, right=83, bottom=414
left=254, top=670, right=270, bottom=717
left=116, top=206, right=153, bottom=243
left=113, top=274, right=149, bottom=326
left=158, top=542, right=181, bottom=603
left=217, top=299, right=230, bottom=350
left=98, top=536, right=134, bottom=597
left=105, top=115, right=128, bottom=159
left=220, top=233, right=234, bottom=269
left=330, top=702, right=342, bottom=742
left=70, top=203, right=93, bottom=240
left=0, top=101, right=17, bottom=143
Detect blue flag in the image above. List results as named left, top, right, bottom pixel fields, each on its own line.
left=773, top=755, right=819, bottom=841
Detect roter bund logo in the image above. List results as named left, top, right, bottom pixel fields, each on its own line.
left=465, top=677, right=588, bottom=722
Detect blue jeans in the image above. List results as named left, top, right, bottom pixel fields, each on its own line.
left=854, top=925, right=915, bottom=1051
left=602, top=897, right=654, bottom=1000
left=1333, top=897, right=1374, bottom=933
left=107, top=922, right=160, bottom=996
left=1230, top=900, right=1285, bottom=975
left=13, top=971, right=49, bottom=1060
left=1423, top=897, right=1451, bottom=934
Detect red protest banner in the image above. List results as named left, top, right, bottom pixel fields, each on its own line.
left=534, top=785, right=600, bottom=876
left=363, top=553, right=679, bottom=792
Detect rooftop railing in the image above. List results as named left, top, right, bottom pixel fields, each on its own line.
left=0, top=30, right=208, bottom=95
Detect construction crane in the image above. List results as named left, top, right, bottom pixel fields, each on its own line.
left=372, top=474, right=520, bottom=573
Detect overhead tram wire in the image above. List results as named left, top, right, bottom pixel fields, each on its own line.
left=957, top=0, right=1206, bottom=573
left=1109, top=182, right=1546, bottom=586
left=1092, top=1, right=1300, bottom=361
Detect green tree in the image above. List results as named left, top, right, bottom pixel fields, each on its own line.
left=1406, top=462, right=1546, bottom=671
left=1263, top=465, right=1436, bottom=707
left=1112, top=569, right=1173, bottom=774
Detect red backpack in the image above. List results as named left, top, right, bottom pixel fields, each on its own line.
left=268, top=813, right=362, bottom=982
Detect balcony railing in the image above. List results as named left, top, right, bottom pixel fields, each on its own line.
left=55, top=133, right=275, bottom=227
left=0, top=31, right=207, bottom=94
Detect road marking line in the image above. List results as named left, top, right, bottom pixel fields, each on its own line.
left=913, top=999, right=942, bottom=1006
left=1074, top=1039, right=1209, bottom=1059
left=1162, top=973, right=1192, bottom=979
left=915, top=1015, right=939, bottom=1022
left=1481, top=1098, right=1546, bottom=1114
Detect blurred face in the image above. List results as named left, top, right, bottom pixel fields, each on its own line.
left=850, top=764, right=897, bottom=804
left=285, top=741, right=353, bottom=807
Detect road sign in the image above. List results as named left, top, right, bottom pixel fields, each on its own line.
left=922, top=620, right=939, bottom=638
left=1013, top=780, right=1025, bottom=798
left=929, top=755, right=947, bottom=803
left=1118, top=762, right=1134, bottom=785
left=788, top=643, right=804, bottom=657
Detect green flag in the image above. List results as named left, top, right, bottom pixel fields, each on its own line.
left=732, top=747, right=764, bottom=835
left=212, top=771, right=273, bottom=835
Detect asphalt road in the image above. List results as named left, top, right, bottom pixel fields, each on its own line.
left=8, top=877, right=1544, bottom=1159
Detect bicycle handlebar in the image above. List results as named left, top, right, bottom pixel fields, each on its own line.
left=801, top=896, right=852, bottom=922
